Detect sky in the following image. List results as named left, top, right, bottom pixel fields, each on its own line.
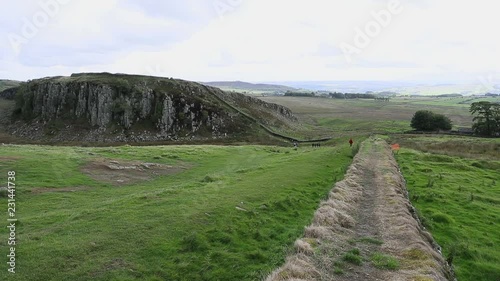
left=0, top=0, right=499, bottom=84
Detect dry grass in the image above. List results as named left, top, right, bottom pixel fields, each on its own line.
left=390, top=134, right=500, bottom=160
left=264, top=138, right=452, bottom=281
left=265, top=255, right=320, bottom=281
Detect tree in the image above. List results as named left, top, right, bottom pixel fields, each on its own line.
left=433, top=114, right=452, bottom=131
left=470, top=101, right=500, bottom=136
left=411, top=110, right=434, bottom=131
left=411, top=110, right=452, bottom=131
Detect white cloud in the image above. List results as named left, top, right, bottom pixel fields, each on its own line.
left=1, top=0, right=499, bottom=83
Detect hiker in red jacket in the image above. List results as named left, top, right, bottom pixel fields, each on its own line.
left=349, top=138, right=353, bottom=147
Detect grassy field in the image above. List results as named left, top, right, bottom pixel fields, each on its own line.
left=391, top=135, right=500, bottom=281
left=259, top=96, right=477, bottom=139
left=0, top=140, right=355, bottom=281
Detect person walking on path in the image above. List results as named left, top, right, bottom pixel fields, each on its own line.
left=349, top=138, right=353, bottom=147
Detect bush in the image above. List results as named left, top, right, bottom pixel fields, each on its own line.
left=411, top=110, right=452, bottom=131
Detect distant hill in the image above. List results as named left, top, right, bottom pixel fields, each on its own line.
left=0, top=80, right=21, bottom=92
left=3, top=73, right=297, bottom=143
left=203, top=81, right=298, bottom=94
left=270, top=81, right=500, bottom=96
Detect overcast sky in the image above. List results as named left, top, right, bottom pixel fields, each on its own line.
left=1, top=0, right=498, bottom=83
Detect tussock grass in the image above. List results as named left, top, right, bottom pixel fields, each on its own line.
left=357, top=237, right=384, bottom=245
left=371, top=252, right=400, bottom=270
left=342, top=248, right=362, bottom=265
left=294, top=239, right=314, bottom=255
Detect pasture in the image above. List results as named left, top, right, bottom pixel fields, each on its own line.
left=0, top=141, right=354, bottom=281
left=391, top=135, right=500, bottom=281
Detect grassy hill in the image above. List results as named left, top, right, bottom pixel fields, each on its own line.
left=0, top=80, right=21, bottom=92
left=203, top=81, right=298, bottom=95
left=4, top=73, right=297, bottom=144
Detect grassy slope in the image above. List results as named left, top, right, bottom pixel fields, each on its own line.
left=0, top=80, right=21, bottom=92
left=393, top=136, right=500, bottom=281
left=0, top=142, right=354, bottom=281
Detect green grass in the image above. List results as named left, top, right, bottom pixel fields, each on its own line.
left=342, top=248, right=362, bottom=265
left=0, top=142, right=354, bottom=281
left=394, top=137, right=500, bottom=281
left=356, top=237, right=384, bottom=246
left=371, top=252, right=399, bottom=270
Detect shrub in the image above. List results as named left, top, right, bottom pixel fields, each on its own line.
left=411, top=110, right=452, bottom=131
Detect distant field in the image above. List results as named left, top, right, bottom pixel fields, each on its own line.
left=395, top=96, right=500, bottom=107
left=259, top=96, right=475, bottom=138
left=0, top=140, right=354, bottom=281
left=214, top=87, right=273, bottom=95
left=391, top=136, right=500, bottom=281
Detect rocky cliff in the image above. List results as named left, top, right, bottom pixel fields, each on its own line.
left=0, top=87, right=18, bottom=100
left=6, top=73, right=296, bottom=143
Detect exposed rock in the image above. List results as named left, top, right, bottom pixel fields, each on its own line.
left=0, top=87, right=19, bottom=100
left=7, top=73, right=296, bottom=143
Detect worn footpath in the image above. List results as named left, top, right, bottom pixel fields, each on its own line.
left=266, top=137, right=453, bottom=281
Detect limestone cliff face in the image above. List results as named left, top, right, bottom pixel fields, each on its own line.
left=9, top=73, right=296, bottom=142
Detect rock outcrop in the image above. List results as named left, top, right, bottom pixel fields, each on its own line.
left=0, top=87, right=18, bottom=100
left=8, top=73, right=296, bottom=142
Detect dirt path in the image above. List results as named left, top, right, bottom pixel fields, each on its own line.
left=266, top=137, right=454, bottom=281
